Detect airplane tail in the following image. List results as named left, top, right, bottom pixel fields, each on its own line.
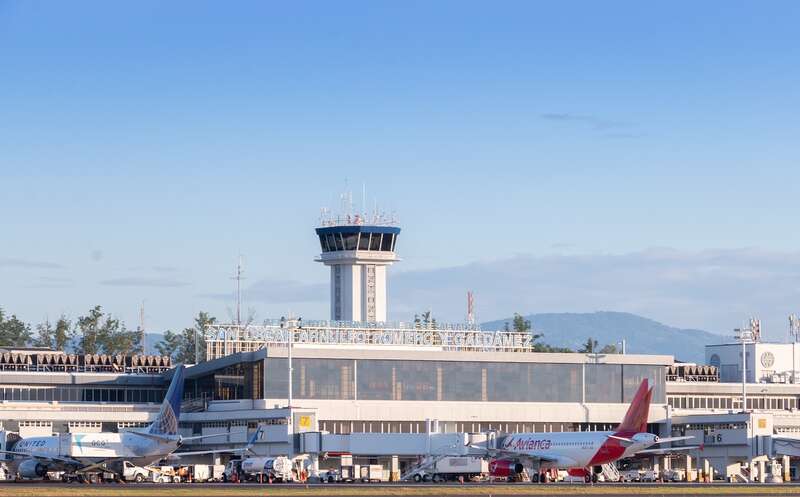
left=148, top=364, right=185, bottom=436
left=616, top=379, right=653, bottom=434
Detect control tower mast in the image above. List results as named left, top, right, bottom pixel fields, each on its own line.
left=315, top=206, right=400, bottom=323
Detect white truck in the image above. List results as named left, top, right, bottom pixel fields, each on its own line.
left=190, top=464, right=225, bottom=482
left=414, top=457, right=488, bottom=482
left=122, top=461, right=151, bottom=482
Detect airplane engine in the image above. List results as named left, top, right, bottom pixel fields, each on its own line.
left=19, top=459, right=47, bottom=478
left=488, top=459, right=524, bottom=477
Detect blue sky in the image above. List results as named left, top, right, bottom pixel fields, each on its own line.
left=1, top=1, right=799, bottom=338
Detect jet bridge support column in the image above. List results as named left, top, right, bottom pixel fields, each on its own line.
left=783, top=455, right=791, bottom=482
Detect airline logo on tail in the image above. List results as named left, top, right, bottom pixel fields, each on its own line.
left=149, top=365, right=185, bottom=436
left=616, top=378, right=653, bottom=434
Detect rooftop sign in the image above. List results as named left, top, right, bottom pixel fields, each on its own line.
left=204, top=321, right=534, bottom=357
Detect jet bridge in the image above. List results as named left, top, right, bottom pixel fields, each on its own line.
left=298, top=431, right=479, bottom=457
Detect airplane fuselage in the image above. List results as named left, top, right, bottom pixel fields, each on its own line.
left=8, top=432, right=179, bottom=475
left=497, top=430, right=657, bottom=469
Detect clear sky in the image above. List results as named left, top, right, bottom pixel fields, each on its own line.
left=1, top=1, right=799, bottom=338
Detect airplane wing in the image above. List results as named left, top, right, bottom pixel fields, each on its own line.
left=636, top=444, right=703, bottom=456
left=650, top=436, right=694, bottom=445
left=0, top=450, right=81, bottom=466
left=168, top=447, right=252, bottom=458
left=75, top=458, right=125, bottom=474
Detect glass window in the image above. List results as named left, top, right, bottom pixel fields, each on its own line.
left=380, top=234, right=394, bottom=251
left=586, top=364, right=622, bottom=403
left=622, top=365, right=666, bottom=404
left=326, top=234, right=337, bottom=251
left=358, top=233, right=370, bottom=250
left=334, top=233, right=344, bottom=251
left=343, top=233, right=358, bottom=251
left=356, top=359, right=394, bottom=400
left=318, top=234, right=329, bottom=252
left=369, top=233, right=382, bottom=251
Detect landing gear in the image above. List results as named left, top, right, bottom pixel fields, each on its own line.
left=531, top=473, right=540, bottom=483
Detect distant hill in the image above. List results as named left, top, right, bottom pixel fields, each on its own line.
left=481, top=311, right=725, bottom=363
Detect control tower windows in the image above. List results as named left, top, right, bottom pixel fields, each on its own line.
left=334, top=233, right=344, bottom=251
left=358, top=233, right=370, bottom=250
left=343, top=233, right=358, bottom=251
left=380, top=233, right=394, bottom=251
left=369, top=233, right=382, bottom=251
left=325, top=234, right=336, bottom=252
left=318, top=234, right=329, bottom=252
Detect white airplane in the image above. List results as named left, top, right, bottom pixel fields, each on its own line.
left=1, top=365, right=256, bottom=479
left=473, top=379, right=698, bottom=482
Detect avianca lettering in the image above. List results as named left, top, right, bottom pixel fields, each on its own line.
left=503, top=437, right=552, bottom=451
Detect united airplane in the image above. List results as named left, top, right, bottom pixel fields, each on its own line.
left=1, top=365, right=254, bottom=479
left=476, top=379, right=697, bottom=482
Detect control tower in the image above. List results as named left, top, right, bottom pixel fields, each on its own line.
left=315, top=211, right=400, bottom=323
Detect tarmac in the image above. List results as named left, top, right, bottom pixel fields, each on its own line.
left=1, top=482, right=800, bottom=497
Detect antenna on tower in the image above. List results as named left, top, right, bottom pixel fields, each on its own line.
left=139, top=301, right=146, bottom=354
left=232, top=256, right=245, bottom=326
left=790, top=314, right=800, bottom=343
left=467, top=291, right=475, bottom=326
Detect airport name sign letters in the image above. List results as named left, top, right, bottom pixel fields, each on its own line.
left=205, top=322, right=533, bottom=352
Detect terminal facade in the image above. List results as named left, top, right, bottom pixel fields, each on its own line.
left=2, top=216, right=800, bottom=482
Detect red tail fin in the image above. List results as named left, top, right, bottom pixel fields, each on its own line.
left=616, top=379, right=653, bottom=433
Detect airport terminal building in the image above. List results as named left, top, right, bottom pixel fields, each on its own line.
left=3, top=215, right=800, bottom=481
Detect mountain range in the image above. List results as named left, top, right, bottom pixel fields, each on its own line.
left=482, top=311, right=726, bottom=363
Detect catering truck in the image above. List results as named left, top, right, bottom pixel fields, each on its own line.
left=413, top=456, right=488, bottom=482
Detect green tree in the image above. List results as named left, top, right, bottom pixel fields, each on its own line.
left=414, top=310, right=437, bottom=329
left=54, top=315, right=72, bottom=351
left=0, top=308, right=32, bottom=347
left=155, top=330, right=182, bottom=358
left=579, top=337, right=599, bottom=353
left=156, top=311, right=216, bottom=364
left=599, top=343, right=619, bottom=354
left=32, top=315, right=72, bottom=351
left=75, top=306, right=141, bottom=355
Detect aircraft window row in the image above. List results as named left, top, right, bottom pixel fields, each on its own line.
left=318, top=233, right=396, bottom=253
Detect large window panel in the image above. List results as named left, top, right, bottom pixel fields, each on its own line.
left=357, top=359, right=394, bottom=400
left=585, top=364, right=622, bottom=403
left=380, top=234, right=394, bottom=251
left=343, top=233, right=358, bottom=251
left=441, top=361, right=483, bottom=401
left=369, top=233, right=382, bottom=251
left=622, top=365, right=666, bottom=403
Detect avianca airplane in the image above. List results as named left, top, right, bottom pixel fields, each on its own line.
left=477, top=379, right=696, bottom=482
left=1, top=365, right=257, bottom=479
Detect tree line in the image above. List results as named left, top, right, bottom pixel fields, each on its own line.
left=503, top=312, right=622, bottom=353
left=0, top=305, right=214, bottom=364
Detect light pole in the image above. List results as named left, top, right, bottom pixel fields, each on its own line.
left=734, top=325, right=756, bottom=412
left=790, top=314, right=800, bottom=384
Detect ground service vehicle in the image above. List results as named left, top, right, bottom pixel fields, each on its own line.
left=227, top=456, right=294, bottom=482
left=414, top=456, right=488, bottom=482
left=122, top=461, right=150, bottom=482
